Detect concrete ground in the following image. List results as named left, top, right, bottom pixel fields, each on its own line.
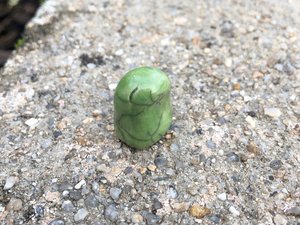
left=0, top=0, right=300, bottom=224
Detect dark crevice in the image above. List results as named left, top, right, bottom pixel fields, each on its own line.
left=0, top=0, right=42, bottom=67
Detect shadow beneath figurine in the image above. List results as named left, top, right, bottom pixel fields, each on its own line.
left=119, top=140, right=162, bottom=153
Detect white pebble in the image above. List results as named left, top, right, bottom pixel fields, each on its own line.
left=264, top=107, right=282, bottom=118
left=229, top=206, right=240, bottom=217
left=75, top=180, right=86, bottom=189
left=225, top=58, right=232, bottom=67
left=108, top=83, right=117, bottom=91
left=4, top=176, right=18, bottom=190
left=25, top=118, right=39, bottom=128
left=218, top=149, right=224, bottom=156
left=87, top=63, right=96, bottom=69
left=115, top=49, right=124, bottom=56
left=62, top=190, right=69, bottom=197
left=217, top=193, right=227, bottom=201
left=160, top=38, right=170, bottom=46
left=243, top=96, right=252, bottom=102
left=245, top=116, right=256, bottom=128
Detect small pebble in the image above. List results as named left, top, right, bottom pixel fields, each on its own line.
left=274, top=63, right=284, bottom=72
left=82, top=117, right=93, bottom=124
left=172, top=202, right=190, bottom=213
left=232, top=83, right=241, bottom=90
left=229, top=206, right=240, bottom=217
left=209, top=214, right=221, bottom=223
left=74, top=208, right=89, bottom=222
left=273, top=214, right=287, bottom=225
left=165, top=133, right=172, bottom=139
left=243, top=96, right=252, bottom=102
left=285, top=206, right=300, bottom=217
left=187, top=186, right=198, bottom=196
left=225, top=58, right=233, bottom=67
left=61, top=200, right=75, bottom=212
left=139, top=167, right=147, bottom=174
left=264, top=107, right=282, bottom=118
left=283, top=60, right=295, bottom=75
left=252, top=71, right=264, bottom=79
left=165, top=168, right=175, bottom=176
left=96, top=164, right=108, bottom=172
left=49, top=219, right=65, bottom=225
left=45, top=191, right=60, bottom=203
left=90, top=221, right=107, bottom=225
left=109, top=187, right=122, bottom=201
left=53, top=130, right=63, bottom=139
left=147, top=164, right=156, bottom=172
left=92, top=110, right=101, bottom=117
left=3, top=176, right=18, bottom=190
left=154, top=156, right=167, bottom=168
left=220, top=20, right=234, bottom=37
left=206, top=139, right=216, bottom=149
left=25, top=118, right=39, bottom=128
left=34, top=205, right=45, bottom=218
left=6, top=198, right=23, bottom=211
left=217, top=193, right=227, bottom=201
left=108, top=83, right=117, bottom=90
left=62, top=190, right=69, bottom=197
left=40, top=138, right=53, bottom=149
left=247, top=141, right=260, bottom=155
left=124, top=166, right=133, bottom=174
left=270, top=159, right=283, bottom=170
left=115, top=49, right=124, bottom=56
left=92, top=182, right=99, bottom=193
left=170, top=143, right=179, bottom=152
left=167, top=186, right=178, bottom=199
left=84, top=194, right=99, bottom=208
left=87, top=63, right=96, bottom=69
left=106, top=125, right=114, bottom=131
left=189, top=204, right=211, bottom=219
left=69, top=191, right=83, bottom=201
left=174, top=17, right=187, bottom=25
left=245, top=116, right=256, bottom=128
left=226, top=152, right=240, bottom=162
left=75, top=180, right=86, bottom=189
left=132, top=213, right=143, bottom=223
left=142, top=212, right=160, bottom=225
left=104, top=204, right=119, bottom=222
left=152, top=198, right=163, bottom=210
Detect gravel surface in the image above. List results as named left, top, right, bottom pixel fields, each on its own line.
left=1, top=0, right=300, bottom=224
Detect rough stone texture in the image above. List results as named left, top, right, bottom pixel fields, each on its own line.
left=0, top=0, right=300, bottom=224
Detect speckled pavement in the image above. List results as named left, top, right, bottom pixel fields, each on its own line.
left=0, top=0, right=300, bottom=224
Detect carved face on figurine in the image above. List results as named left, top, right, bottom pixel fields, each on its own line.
left=114, top=67, right=172, bottom=149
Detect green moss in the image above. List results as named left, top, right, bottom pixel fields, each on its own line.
left=15, top=38, right=25, bottom=49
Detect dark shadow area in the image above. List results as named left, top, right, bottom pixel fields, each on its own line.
left=0, top=0, right=41, bottom=67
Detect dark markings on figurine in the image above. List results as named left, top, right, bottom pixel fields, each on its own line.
left=147, top=113, right=163, bottom=142
left=116, top=88, right=165, bottom=107
left=116, top=86, right=166, bottom=146
left=129, top=87, right=138, bottom=102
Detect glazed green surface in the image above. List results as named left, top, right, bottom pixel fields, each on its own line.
left=114, top=67, right=172, bottom=149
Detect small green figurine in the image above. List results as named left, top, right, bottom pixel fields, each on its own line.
left=114, top=67, right=172, bottom=149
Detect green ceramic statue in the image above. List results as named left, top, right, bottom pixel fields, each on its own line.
left=114, top=67, right=172, bottom=149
